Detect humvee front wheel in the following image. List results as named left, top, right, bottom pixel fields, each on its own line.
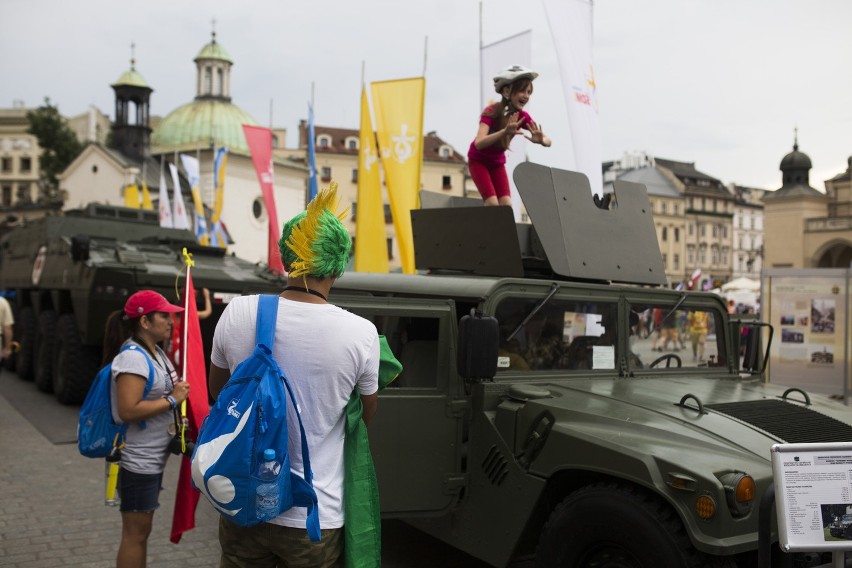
left=52, top=314, right=99, bottom=405
left=537, top=482, right=735, bottom=568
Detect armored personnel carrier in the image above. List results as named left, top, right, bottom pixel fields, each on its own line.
left=0, top=203, right=284, bottom=404
left=322, top=163, right=845, bottom=567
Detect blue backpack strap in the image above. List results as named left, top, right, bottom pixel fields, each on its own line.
left=256, top=295, right=279, bottom=349
left=118, top=343, right=156, bottom=430
left=280, top=373, right=321, bottom=542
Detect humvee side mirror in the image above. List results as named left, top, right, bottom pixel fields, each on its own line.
left=71, top=234, right=90, bottom=262
left=458, top=309, right=498, bottom=381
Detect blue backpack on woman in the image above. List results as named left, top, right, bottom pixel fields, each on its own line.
left=78, top=344, right=154, bottom=458
left=190, top=295, right=320, bottom=540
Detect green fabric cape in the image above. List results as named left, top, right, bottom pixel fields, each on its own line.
left=344, top=335, right=402, bottom=568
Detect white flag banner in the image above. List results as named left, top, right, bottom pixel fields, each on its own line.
left=542, top=0, right=602, bottom=196
left=169, top=162, right=190, bottom=230
left=158, top=170, right=173, bottom=228
left=481, top=30, right=532, bottom=221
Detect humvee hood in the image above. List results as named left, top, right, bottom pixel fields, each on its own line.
left=519, top=376, right=852, bottom=464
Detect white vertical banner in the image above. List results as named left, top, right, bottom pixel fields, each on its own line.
left=542, top=0, right=602, bottom=196
left=158, top=170, right=173, bottom=228
left=169, top=162, right=190, bottom=230
left=481, top=30, right=532, bottom=221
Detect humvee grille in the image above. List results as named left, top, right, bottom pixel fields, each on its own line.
left=707, top=400, right=852, bottom=443
left=481, top=446, right=509, bottom=486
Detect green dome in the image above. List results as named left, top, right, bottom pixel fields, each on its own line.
left=112, top=68, right=150, bottom=89
left=151, top=99, right=258, bottom=153
left=195, top=40, right=233, bottom=64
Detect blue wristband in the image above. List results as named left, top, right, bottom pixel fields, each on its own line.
left=165, top=395, right=177, bottom=410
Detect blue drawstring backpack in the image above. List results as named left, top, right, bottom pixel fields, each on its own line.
left=190, top=295, right=320, bottom=540
left=78, top=344, right=154, bottom=458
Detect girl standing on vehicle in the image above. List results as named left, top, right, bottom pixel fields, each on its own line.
left=468, top=64, right=551, bottom=206
left=102, top=290, right=189, bottom=568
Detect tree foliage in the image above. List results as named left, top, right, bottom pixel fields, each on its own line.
left=26, top=98, right=83, bottom=191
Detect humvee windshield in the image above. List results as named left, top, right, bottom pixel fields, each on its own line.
left=493, top=298, right=726, bottom=372
left=629, top=303, right=725, bottom=369
left=495, top=299, right=618, bottom=372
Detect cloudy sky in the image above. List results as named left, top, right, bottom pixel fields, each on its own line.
left=3, top=0, right=851, bottom=191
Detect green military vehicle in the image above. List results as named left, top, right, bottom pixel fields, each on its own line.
left=324, top=163, right=847, bottom=567
left=0, top=203, right=284, bottom=404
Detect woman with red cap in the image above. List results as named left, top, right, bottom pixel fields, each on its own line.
left=102, top=290, right=189, bottom=568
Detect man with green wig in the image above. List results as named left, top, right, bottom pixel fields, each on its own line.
left=209, top=182, right=399, bottom=568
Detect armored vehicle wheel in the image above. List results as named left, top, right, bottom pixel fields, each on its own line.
left=536, top=482, right=735, bottom=568
left=52, top=314, right=99, bottom=405
left=34, top=310, right=58, bottom=392
left=16, top=306, right=36, bottom=381
left=649, top=353, right=682, bottom=368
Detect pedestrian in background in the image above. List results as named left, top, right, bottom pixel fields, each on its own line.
left=102, top=290, right=189, bottom=568
left=0, top=295, right=14, bottom=361
left=209, top=183, right=380, bottom=568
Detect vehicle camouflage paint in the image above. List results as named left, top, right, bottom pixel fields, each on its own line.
left=317, top=163, right=842, bottom=567
left=0, top=203, right=284, bottom=404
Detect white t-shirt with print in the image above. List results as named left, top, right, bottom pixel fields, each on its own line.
left=211, top=295, right=379, bottom=529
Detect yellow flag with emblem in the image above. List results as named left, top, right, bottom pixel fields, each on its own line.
left=354, top=86, right=389, bottom=273
left=124, top=184, right=140, bottom=208
left=371, top=77, right=424, bottom=274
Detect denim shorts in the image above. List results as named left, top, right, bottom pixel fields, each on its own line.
left=118, top=468, right=163, bottom=513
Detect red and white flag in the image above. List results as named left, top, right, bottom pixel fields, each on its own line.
left=169, top=271, right=210, bottom=543
left=242, top=125, right=285, bottom=275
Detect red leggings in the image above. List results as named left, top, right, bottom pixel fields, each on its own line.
left=469, top=160, right=510, bottom=200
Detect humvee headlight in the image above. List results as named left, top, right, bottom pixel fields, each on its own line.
left=695, top=495, right=716, bottom=520
left=720, top=472, right=755, bottom=517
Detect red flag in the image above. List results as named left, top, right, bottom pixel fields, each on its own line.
left=242, top=124, right=285, bottom=275
left=170, top=273, right=211, bottom=543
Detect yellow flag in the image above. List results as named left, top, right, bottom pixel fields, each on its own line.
left=124, top=184, right=140, bottom=208
left=370, top=77, right=425, bottom=274
left=140, top=182, right=154, bottom=210
left=355, top=87, right=389, bottom=273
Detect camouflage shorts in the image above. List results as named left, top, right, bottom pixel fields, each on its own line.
left=219, top=517, right=344, bottom=568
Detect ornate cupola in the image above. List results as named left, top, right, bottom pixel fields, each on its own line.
left=765, top=129, right=824, bottom=201
left=110, top=43, right=153, bottom=161
left=194, top=29, right=234, bottom=102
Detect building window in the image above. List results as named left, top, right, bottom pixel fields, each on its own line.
left=317, top=134, right=332, bottom=148
left=700, top=224, right=705, bottom=237
left=687, top=248, right=695, bottom=265
left=20, top=157, right=31, bottom=172
left=217, top=68, right=224, bottom=96
left=661, top=227, right=667, bottom=241
left=674, top=227, right=679, bottom=242
left=442, top=175, right=452, bottom=190
left=351, top=169, right=358, bottom=183
left=205, top=67, right=212, bottom=94
left=662, top=253, right=667, bottom=267
left=674, top=204, right=679, bottom=215
left=1, top=185, right=11, bottom=206
left=321, top=166, right=332, bottom=182
left=387, top=237, right=394, bottom=259
left=438, top=145, right=452, bottom=158
left=1, top=157, right=11, bottom=173
left=712, top=225, right=718, bottom=238
left=345, top=137, right=359, bottom=150
left=688, top=223, right=694, bottom=236
left=252, top=197, right=266, bottom=221
left=722, top=226, right=728, bottom=239
left=673, top=253, right=680, bottom=270
left=660, top=202, right=666, bottom=214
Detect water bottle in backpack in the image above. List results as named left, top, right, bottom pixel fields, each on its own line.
left=256, top=449, right=281, bottom=520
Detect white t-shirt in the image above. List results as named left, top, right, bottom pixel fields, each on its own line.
left=211, top=295, right=379, bottom=529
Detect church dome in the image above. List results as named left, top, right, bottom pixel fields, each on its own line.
left=780, top=143, right=812, bottom=171
left=151, top=99, right=258, bottom=153
left=112, top=64, right=150, bottom=89
left=195, top=39, right=233, bottom=64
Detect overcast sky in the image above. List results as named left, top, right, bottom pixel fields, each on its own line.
left=3, top=0, right=851, bottom=191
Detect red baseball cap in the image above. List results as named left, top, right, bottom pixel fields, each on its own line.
left=124, top=290, right=184, bottom=318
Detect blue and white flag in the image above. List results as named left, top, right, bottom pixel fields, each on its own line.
left=307, top=103, right=318, bottom=201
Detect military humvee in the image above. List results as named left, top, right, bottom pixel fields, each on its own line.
left=326, top=163, right=847, bottom=567
left=0, top=203, right=284, bottom=404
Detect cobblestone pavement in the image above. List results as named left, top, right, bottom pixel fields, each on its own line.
left=0, top=374, right=221, bottom=567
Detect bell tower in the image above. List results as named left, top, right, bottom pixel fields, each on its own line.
left=111, top=43, right=153, bottom=161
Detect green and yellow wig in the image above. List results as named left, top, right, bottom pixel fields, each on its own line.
left=279, top=182, right=351, bottom=278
